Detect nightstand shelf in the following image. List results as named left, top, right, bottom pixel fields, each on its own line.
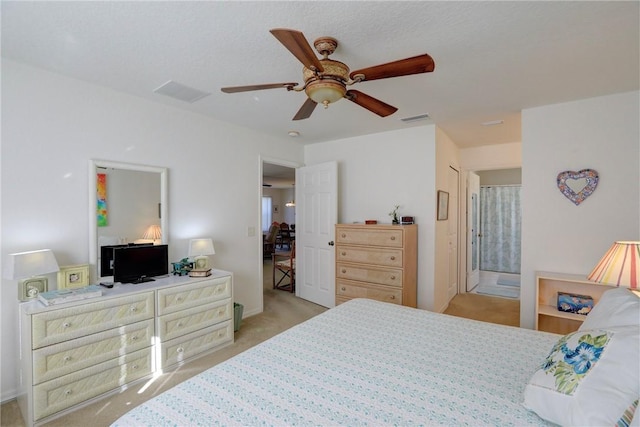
left=535, top=271, right=614, bottom=334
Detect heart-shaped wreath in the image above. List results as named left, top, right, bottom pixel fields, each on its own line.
left=556, top=169, right=599, bottom=206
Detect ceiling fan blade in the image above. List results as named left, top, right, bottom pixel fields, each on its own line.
left=221, top=82, right=298, bottom=93
left=349, top=53, right=435, bottom=81
left=270, top=28, right=324, bottom=72
left=345, top=90, right=398, bottom=117
left=293, top=98, right=318, bottom=121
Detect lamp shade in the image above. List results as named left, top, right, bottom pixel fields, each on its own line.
left=188, top=238, right=215, bottom=256
left=142, top=225, right=162, bottom=240
left=4, top=249, right=59, bottom=280
left=587, top=241, right=640, bottom=289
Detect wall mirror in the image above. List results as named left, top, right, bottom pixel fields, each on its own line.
left=88, top=159, right=168, bottom=281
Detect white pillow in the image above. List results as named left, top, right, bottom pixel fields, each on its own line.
left=580, top=287, right=640, bottom=330
left=523, top=325, right=639, bottom=426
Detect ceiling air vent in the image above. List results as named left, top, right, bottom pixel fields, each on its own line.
left=400, top=113, right=430, bottom=123
left=153, top=80, right=211, bottom=103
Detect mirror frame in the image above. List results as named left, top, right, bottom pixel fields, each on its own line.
left=88, top=159, right=168, bottom=282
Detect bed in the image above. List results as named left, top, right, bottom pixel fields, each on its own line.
left=113, top=293, right=639, bottom=426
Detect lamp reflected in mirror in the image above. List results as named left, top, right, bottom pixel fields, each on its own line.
left=142, top=225, right=162, bottom=245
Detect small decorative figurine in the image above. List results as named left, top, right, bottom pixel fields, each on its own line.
left=171, top=258, right=193, bottom=276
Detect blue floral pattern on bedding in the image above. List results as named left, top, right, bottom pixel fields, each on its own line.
left=540, top=331, right=610, bottom=395
left=112, top=299, right=559, bottom=426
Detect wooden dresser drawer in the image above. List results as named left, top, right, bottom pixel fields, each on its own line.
left=336, top=280, right=402, bottom=305
left=158, top=299, right=232, bottom=342
left=32, top=292, right=155, bottom=349
left=336, top=246, right=403, bottom=267
left=32, top=319, right=153, bottom=384
left=336, top=262, right=403, bottom=287
left=161, top=321, right=233, bottom=368
left=33, top=347, right=152, bottom=421
left=336, top=227, right=403, bottom=248
left=157, top=276, right=231, bottom=316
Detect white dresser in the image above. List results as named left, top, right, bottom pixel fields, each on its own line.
left=18, top=271, right=233, bottom=426
left=335, top=224, right=417, bottom=307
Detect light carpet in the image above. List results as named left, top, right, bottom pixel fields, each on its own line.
left=476, top=283, right=520, bottom=299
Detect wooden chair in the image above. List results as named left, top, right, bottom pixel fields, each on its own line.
left=278, top=222, right=292, bottom=250
left=272, top=240, right=295, bottom=292
left=263, top=223, right=279, bottom=259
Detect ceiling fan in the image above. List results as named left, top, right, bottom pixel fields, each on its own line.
left=221, top=28, right=435, bottom=121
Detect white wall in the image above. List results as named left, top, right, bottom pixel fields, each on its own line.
left=0, top=60, right=304, bottom=401
left=304, top=126, right=438, bottom=310
left=521, top=91, right=640, bottom=328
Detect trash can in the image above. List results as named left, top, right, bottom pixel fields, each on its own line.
left=234, top=302, right=244, bottom=332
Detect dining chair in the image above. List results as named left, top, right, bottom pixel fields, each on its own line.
left=278, top=222, right=292, bottom=250
left=263, top=223, right=279, bottom=259
left=272, top=240, right=295, bottom=292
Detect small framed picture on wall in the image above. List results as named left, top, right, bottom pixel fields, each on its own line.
left=273, top=205, right=280, bottom=214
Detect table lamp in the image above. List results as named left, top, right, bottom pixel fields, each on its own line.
left=5, top=249, right=59, bottom=300
left=587, top=241, right=639, bottom=290
left=142, top=224, right=162, bottom=244
left=188, top=238, right=215, bottom=270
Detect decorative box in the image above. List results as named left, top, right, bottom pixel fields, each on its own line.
left=557, top=292, right=594, bottom=315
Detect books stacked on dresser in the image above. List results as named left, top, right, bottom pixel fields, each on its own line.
left=189, top=268, right=212, bottom=277
left=38, top=285, right=103, bottom=306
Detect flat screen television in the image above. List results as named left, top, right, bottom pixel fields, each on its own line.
left=113, top=244, right=169, bottom=284
left=100, top=243, right=152, bottom=277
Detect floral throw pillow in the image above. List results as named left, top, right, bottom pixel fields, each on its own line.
left=524, top=325, right=639, bottom=426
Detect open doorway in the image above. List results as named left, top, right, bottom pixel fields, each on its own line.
left=262, top=161, right=296, bottom=297
left=468, top=168, right=522, bottom=300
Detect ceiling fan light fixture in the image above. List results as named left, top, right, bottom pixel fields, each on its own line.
left=306, top=80, right=346, bottom=107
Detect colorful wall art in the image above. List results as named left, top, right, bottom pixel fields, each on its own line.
left=97, top=173, right=108, bottom=226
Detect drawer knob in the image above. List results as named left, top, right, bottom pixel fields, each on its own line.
left=176, top=296, right=183, bottom=301
left=341, top=269, right=346, bottom=274
left=341, top=287, right=346, bottom=291
left=130, top=306, right=137, bottom=312
left=341, top=251, right=346, bottom=256
left=62, top=322, right=71, bottom=328
left=177, top=347, right=184, bottom=354
left=63, top=355, right=72, bottom=362
left=390, top=256, right=396, bottom=261
left=390, top=236, right=396, bottom=241
left=132, top=364, right=139, bottom=370
left=390, top=295, right=396, bottom=300
left=341, top=233, right=346, bottom=238
left=131, top=335, right=138, bottom=341
left=64, top=389, right=73, bottom=396
left=390, top=275, right=396, bottom=280
left=177, top=322, right=183, bottom=327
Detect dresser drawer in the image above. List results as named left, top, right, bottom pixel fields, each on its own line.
left=161, top=320, right=233, bottom=368
left=157, top=276, right=231, bottom=316
left=158, top=299, right=232, bottom=342
left=336, top=280, right=403, bottom=305
left=336, top=227, right=403, bottom=248
left=33, top=347, right=152, bottom=421
left=336, top=246, right=403, bottom=267
left=336, top=262, right=403, bottom=287
left=33, top=319, right=153, bottom=384
left=32, top=292, right=155, bottom=349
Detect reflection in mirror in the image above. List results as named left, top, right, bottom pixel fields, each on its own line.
left=88, top=160, right=168, bottom=281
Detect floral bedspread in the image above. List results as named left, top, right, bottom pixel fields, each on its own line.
left=112, top=298, right=558, bottom=426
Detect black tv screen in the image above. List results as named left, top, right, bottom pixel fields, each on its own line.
left=113, top=244, right=168, bottom=284
left=100, top=243, right=152, bottom=277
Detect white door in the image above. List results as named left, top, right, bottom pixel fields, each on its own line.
left=447, top=166, right=459, bottom=302
left=295, top=161, right=338, bottom=308
left=467, top=171, right=480, bottom=291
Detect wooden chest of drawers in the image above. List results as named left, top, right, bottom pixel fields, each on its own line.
left=335, top=224, right=417, bottom=307
left=19, top=271, right=233, bottom=426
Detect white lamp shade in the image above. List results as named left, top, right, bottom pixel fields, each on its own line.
left=142, top=225, right=162, bottom=240
left=5, top=249, right=59, bottom=279
left=588, top=241, right=640, bottom=289
left=188, top=238, right=215, bottom=256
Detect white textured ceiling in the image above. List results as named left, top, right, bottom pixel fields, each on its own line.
left=2, top=1, right=638, bottom=148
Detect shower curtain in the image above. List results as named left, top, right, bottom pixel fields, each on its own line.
left=479, top=185, right=521, bottom=274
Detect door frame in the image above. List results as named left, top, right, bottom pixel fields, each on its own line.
left=258, top=155, right=302, bottom=313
